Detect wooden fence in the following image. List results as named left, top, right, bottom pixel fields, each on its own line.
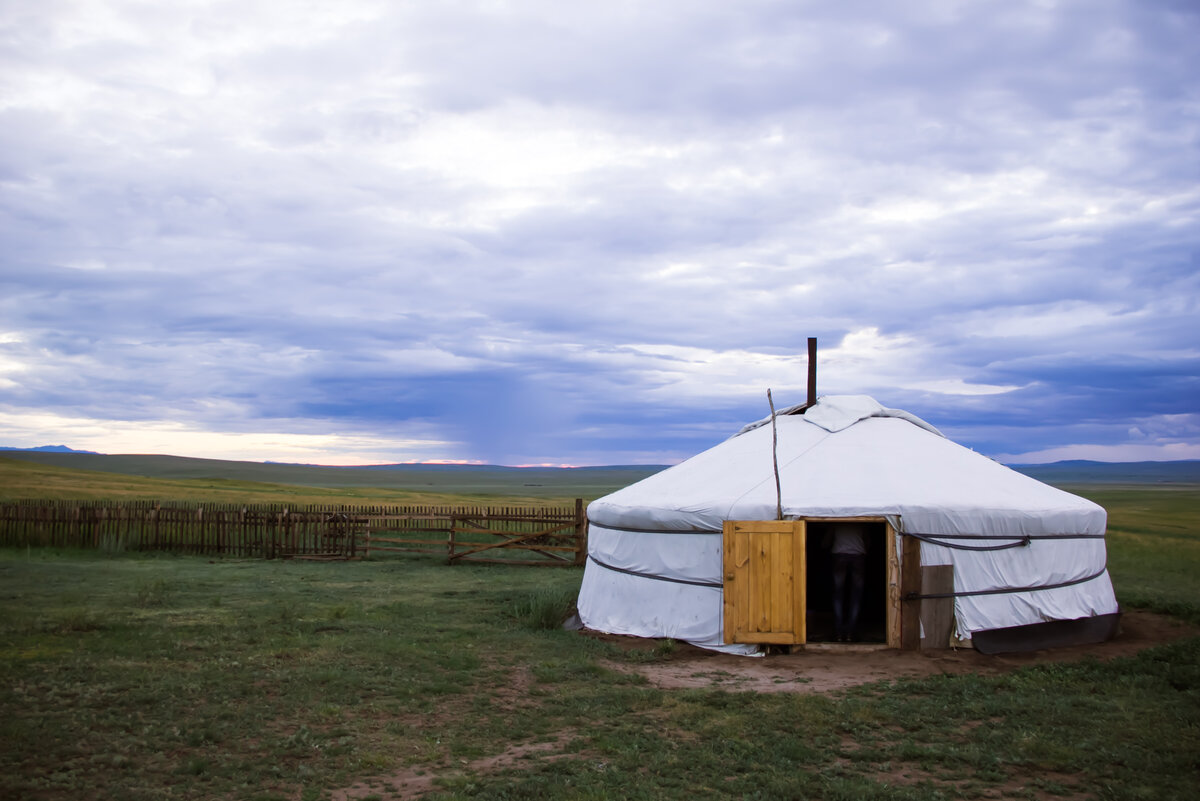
left=363, top=499, right=587, bottom=566
left=0, top=500, right=588, bottom=565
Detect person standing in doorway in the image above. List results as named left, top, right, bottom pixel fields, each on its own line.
left=831, top=523, right=868, bottom=642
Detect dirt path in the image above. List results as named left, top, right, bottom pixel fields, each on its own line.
left=601, top=609, right=1199, bottom=692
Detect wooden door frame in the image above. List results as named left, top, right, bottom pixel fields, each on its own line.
left=800, top=517, right=901, bottom=649
left=723, top=516, right=902, bottom=649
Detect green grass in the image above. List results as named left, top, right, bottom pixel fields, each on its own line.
left=0, top=552, right=604, bottom=800
left=0, top=483, right=1197, bottom=800
left=1068, top=484, right=1200, bottom=624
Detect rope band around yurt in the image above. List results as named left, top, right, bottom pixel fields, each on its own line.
left=585, top=519, right=721, bottom=534
left=586, top=554, right=723, bottom=588
left=903, top=565, right=1109, bottom=601
left=905, top=531, right=1106, bottom=552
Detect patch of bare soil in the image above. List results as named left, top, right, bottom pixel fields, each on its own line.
left=599, top=609, right=1200, bottom=693
left=864, top=764, right=1096, bottom=801
left=330, top=731, right=577, bottom=801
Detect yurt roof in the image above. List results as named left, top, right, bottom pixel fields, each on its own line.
left=587, top=395, right=1105, bottom=538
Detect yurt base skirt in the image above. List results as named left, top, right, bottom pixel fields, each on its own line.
left=971, top=611, right=1122, bottom=655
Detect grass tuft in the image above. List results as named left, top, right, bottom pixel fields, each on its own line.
left=52, top=607, right=106, bottom=632
left=623, top=637, right=678, bottom=663
left=134, top=577, right=171, bottom=607
left=511, top=585, right=578, bottom=630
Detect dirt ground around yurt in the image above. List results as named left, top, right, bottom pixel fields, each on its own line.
left=595, top=609, right=1200, bottom=693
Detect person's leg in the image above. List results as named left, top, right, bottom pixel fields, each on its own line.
left=831, top=554, right=849, bottom=640
left=845, top=554, right=866, bottom=640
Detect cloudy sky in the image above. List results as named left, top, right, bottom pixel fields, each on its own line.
left=1, top=0, right=1198, bottom=467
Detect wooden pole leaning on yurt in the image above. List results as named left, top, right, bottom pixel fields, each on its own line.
left=767, top=388, right=783, bottom=521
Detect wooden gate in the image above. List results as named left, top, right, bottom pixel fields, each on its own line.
left=354, top=501, right=587, bottom=566
left=722, top=520, right=806, bottom=645
left=448, top=506, right=585, bottom=566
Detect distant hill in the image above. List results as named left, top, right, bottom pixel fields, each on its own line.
left=0, top=445, right=98, bottom=454
left=1010, top=460, right=1200, bottom=484
left=3, top=448, right=1197, bottom=495
left=0, top=450, right=668, bottom=497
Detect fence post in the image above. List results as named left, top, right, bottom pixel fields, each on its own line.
left=573, top=498, right=587, bottom=565
left=272, top=510, right=282, bottom=559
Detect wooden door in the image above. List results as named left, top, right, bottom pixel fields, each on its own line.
left=722, top=520, right=806, bottom=645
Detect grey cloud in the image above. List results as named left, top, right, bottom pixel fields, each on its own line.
left=1, top=0, right=1198, bottom=464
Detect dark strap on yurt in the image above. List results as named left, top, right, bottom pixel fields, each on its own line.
left=587, top=554, right=723, bottom=588
left=586, top=518, right=721, bottom=535
left=903, top=565, right=1109, bottom=601
left=905, top=532, right=1105, bottom=551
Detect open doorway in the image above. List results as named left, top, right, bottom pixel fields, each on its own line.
left=805, top=520, right=888, bottom=643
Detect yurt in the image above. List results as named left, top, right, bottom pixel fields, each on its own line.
left=577, top=394, right=1120, bottom=655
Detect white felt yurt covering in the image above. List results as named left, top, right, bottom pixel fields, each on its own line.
left=577, top=395, right=1118, bottom=653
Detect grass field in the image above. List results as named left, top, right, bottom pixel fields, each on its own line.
left=1072, top=484, right=1200, bottom=625
left=1, top=479, right=1197, bottom=799
left=0, top=454, right=663, bottom=504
